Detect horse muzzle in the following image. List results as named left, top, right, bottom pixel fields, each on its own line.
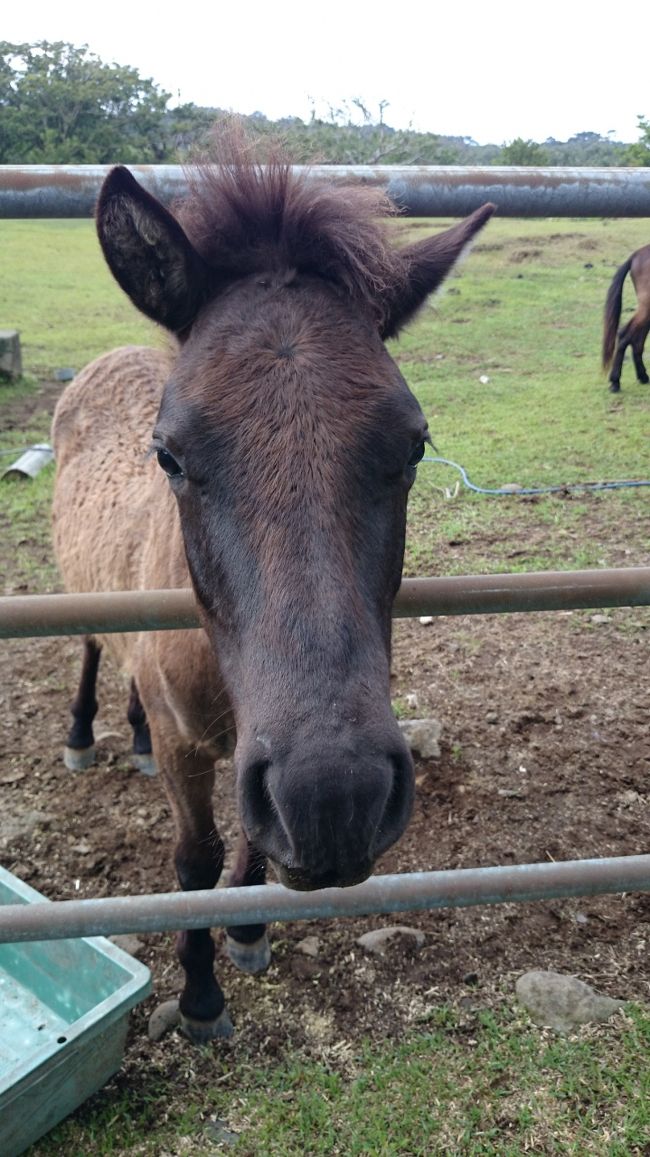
left=272, top=860, right=374, bottom=892
left=237, top=732, right=414, bottom=892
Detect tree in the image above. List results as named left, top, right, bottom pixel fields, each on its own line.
left=243, top=100, right=454, bottom=165
left=543, top=132, right=628, bottom=166
left=625, top=116, right=650, bottom=166
left=497, top=138, right=549, bottom=165
left=0, top=41, right=172, bottom=163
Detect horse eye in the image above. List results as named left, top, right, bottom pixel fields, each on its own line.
left=408, top=441, right=426, bottom=468
left=156, top=447, right=184, bottom=478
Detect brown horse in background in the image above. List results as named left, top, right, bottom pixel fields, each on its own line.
left=603, top=243, right=650, bottom=392
left=52, top=133, right=493, bottom=1041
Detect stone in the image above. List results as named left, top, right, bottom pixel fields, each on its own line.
left=70, top=840, right=93, bottom=855
left=203, top=1119, right=239, bottom=1146
left=618, top=789, right=641, bottom=806
left=0, top=809, right=48, bottom=844
left=398, top=717, right=442, bottom=759
left=110, top=933, right=145, bottom=958
left=515, top=970, right=624, bottom=1034
left=357, top=925, right=426, bottom=955
left=0, top=770, right=26, bottom=784
left=148, top=998, right=181, bottom=1041
left=295, top=935, right=320, bottom=957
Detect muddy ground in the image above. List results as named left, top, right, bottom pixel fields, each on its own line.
left=1, top=382, right=649, bottom=1095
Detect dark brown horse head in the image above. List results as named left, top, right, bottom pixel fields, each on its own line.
left=96, top=144, right=493, bottom=891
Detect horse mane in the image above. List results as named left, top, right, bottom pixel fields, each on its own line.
left=176, top=123, right=407, bottom=321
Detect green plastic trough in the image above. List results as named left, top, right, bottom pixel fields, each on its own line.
left=0, top=866, right=151, bottom=1157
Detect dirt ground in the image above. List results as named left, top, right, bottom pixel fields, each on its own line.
left=1, top=383, right=649, bottom=1086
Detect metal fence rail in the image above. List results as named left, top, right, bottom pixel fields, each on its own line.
left=2, top=165, right=650, bottom=218
left=2, top=567, right=650, bottom=638
left=2, top=857, right=650, bottom=943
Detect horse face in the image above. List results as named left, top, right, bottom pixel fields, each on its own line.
left=96, top=163, right=493, bottom=889
left=154, top=276, right=423, bottom=888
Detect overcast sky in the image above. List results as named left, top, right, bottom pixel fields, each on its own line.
left=4, top=1, right=648, bottom=145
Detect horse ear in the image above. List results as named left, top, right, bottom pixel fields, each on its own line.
left=96, top=166, right=211, bottom=333
left=380, top=203, right=496, bottom=340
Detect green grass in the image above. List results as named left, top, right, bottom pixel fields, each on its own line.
left=0, top=219, right=155, bottom=377
left=391, top=217, right=650, bottom=576
left=31, top=1004, right=650, bottom=1155
left=1, top=471, right=58, bottom=591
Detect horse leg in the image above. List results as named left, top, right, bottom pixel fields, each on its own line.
left=224, top=835, right=271, bottom=974
left=632, top=324, right=650, bottom=385
left=609, top=324, right=630, bottom=392
left=150, top=722, right=232, bottom=1041
left=64, top=636, right=101, bottom=770
left=126, top=678, right=157, bottom=776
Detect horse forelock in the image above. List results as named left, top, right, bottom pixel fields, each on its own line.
left=165, top=279, right=411, bottom=481
left=175, top=133, right=406, bottom=319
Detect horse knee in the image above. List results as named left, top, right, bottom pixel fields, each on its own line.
left=175, top=834, right=225, bottom=892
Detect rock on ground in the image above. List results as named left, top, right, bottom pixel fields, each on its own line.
left=397, top=718, right=442, bottom=759
left=516, top=969, right=624, bottom=1034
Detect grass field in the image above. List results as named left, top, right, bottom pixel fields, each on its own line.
left=1, top=212, right=649, bottom=1155
left=29, top=1005, right=650, bottom=1156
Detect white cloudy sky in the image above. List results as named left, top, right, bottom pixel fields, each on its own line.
left=3, top=0, right=649, bottom=145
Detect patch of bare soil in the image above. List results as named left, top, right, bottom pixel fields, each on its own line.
left=1, top=386, right=649, bottom=1114
left=0, top=379, right=62, bottom=435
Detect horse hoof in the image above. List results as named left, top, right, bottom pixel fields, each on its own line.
left=608, top=383, right=621, bottom=393
left=131, top=752, right=158, bottom=776
left=225, top=932, right=272, bottom=974
left=180, top=1006, right=234, bottom=1042
left=63, top=744, right=96, bottom=771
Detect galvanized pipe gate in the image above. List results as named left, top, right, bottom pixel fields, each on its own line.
left=1, top=166, right=649, bottom=942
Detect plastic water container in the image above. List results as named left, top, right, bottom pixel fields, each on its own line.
left=0, top=866, right=151, bottom=1156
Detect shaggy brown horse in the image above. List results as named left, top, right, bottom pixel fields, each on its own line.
left=603, top=243, right=650, bottom=392
left=52, top=140, right=493, bottom=1041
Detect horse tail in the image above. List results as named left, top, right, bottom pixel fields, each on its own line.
left=603, top=255, right=633, bottom=370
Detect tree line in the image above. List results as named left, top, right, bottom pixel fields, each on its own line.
left=1, top=41, right=649, bottom=167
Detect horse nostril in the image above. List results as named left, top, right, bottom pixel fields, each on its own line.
left=240, top=758, right=272, bottom=841
left=376, top=750, right=415, bottom=854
